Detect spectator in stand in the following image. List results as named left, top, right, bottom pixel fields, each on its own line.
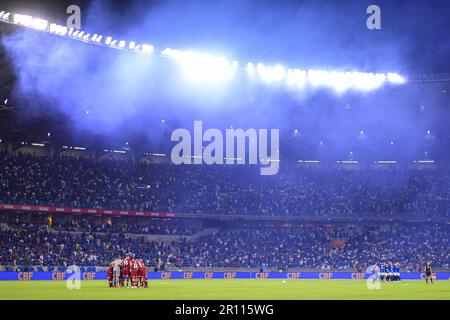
left=0, top=151, right=449, bottom=218
left=0, top=220, right=448, bottom=270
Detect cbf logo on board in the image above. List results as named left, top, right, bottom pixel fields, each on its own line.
left=171, top=121, right=280, bottom=175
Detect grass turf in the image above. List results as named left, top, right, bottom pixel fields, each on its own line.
left=0, top=279, right=448, bottom=300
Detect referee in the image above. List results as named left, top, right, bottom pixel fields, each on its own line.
left=424, top=261, right=434, bottom=285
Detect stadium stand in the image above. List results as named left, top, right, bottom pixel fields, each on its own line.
left=0, top=212, right=448, bottom=270
left=0, top=151, right=449, bottom=217
left=0, top=151, right=448, bottom=271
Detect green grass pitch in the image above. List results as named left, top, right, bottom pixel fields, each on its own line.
left=0, top=280, right=449, bottom=300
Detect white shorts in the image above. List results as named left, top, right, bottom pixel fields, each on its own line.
left=113, top=265, right=121, bottom=277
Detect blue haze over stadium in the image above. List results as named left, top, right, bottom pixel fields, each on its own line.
left=0, top=0, right=449, bottom=162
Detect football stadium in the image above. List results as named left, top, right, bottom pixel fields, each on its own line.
left=0, top=0, right=449, bottom=304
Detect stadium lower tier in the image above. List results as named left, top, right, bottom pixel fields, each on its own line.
left=1, top=217, right=448, bottom=270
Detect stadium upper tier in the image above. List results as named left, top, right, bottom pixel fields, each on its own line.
left=0, top=151, right=449, bottom=218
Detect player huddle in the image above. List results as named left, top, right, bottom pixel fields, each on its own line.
left=377, top=261, right=401, bottom=282
left=107, top=254, right=148, bottom=288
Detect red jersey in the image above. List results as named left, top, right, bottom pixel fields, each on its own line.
left=130, top=259, right=139, bottom=270
left=122, top=258, right=131, bottom=268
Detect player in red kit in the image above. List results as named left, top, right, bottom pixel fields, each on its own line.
left=130, top=258, right=139, bottom=288
left=121, top=256, right=132, bottom=288
left=137, top=259, right=148, bottom=288
left=106, top=262, right=114, bottom=288
left=142, top=261, right=148, bottom=288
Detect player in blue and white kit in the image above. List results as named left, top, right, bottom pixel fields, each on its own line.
left=379, top=261, right=385, bottom=281
left=386, top=262, right=393, bottom=282
left=372, top=261, right=381, bottom=282
left=393, top=262, right=401, bottom=282
left=384, top=262, right=390, bottom=281
left=366, top=261, right=381, bottom=289
left=377, top=261, right=384, bottom=282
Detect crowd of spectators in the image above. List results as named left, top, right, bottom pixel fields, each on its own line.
left=0, top=151, right=449, bottom=217
left=1, top=220, right=448, bottom=270
left=0, top=213, right=200, bottom=236
left=0, top=151, right=448, bottom=270
left=0, top=222, right=174, bottom=267
left=178, top=224, right=449, bottom=271
left=50, top=217, right=199, bottom=235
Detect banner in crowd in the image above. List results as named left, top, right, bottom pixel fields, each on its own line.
left=0, top=203, right=175, bottom=218
left=0, top=271, right=448, bottom=281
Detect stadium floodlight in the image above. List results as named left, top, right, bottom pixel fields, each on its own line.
left=0, top=11, right=11, bottom=22
left=307, top=70, right=387, bottom=92
left=91, top=34, right=103, bottom=43
left=2, top=12, right=11, bottom=21
left=286, top=68, right=307, bottom=88
left=338, top=160, right=359, bottom=164
left=30, top=18, right=48, bottom=30
left=161, top=47, right=177, bottom=57
left=1, top=10, right=159, bottom=58
left=308, top=70, right=332, bottom=87
left=12, top=14, right=48, bottom=31
left=352, top=72, right=386, bottom=92
left=141, top=43, right=154, bottom=54
left=13, top=14, right=32, bottom=27
left=49, top=23, right=68, bottom=36
left=91, top=34, right=97, bottom=41
left=387, top=72, right=406, bottom=84
left=49, top=23, right=57, bottom=33
left=0, top=10, right=409, bottom=92
left=162, top=48, right=238, bottom=84
left=257, top=63, right=286, bottom=83
left=246, top=62, right=255, bottom=75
